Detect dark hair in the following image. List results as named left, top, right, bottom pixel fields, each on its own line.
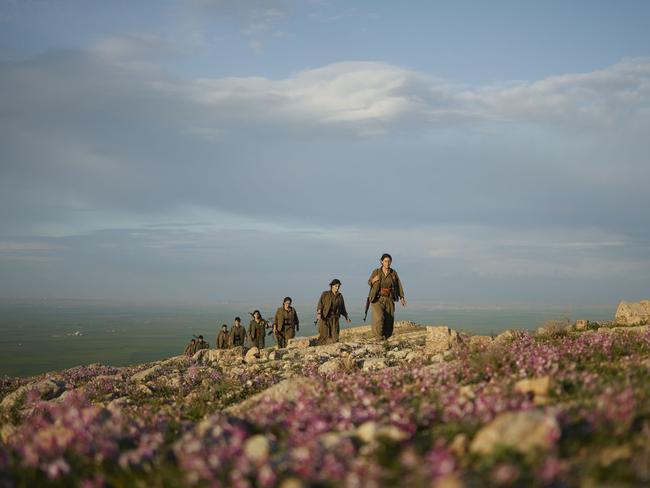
left=329, top=279, right=341, bottom=287
left=235, top=317, right=241, bottom=322
left=198, top=335, right=204, bottom=339
left=252, top=310, right=260, bottom=317
left=221, top=324, right=227, bottom=328
left=380, top=253, right=392, bottom=262
left=283, top=297, right=292, bottom=304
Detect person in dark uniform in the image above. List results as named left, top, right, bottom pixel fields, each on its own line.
left=248, top=310, right=267, bottom=349
left=195, top=335, right=210, bottom=351
left=216, top=324, right=230, bottom=349
left=367, top=253, right=406, bottom=339
left=274, top=297, right=299, bottom=348
left=230, top=317, right=247, bottom=347
left=316, top=279, right=351, bottom=345
left=183, top=338, right=197, bottom=356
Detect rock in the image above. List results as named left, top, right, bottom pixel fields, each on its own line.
left=342, top=356, right=360, bottom=371
left=136, top=384, right=153, bottom=396
left=0, top=424, right=16, bottom=443
left=389, top=350, right=408, bottom=360
left=130, top=357, right=185, bottom=382
left=316, top=342, right=352, bottom=355
left=433, top=474, right=464, bottom=488
left=599, top=445, right=632, bottom=467
left=107, top=397, right=128, bottom=411
left=245, top=347, right=260, bottom=364
left=287, top=337, right=314, bottom=349
left=340, top=325, right=372, bottom=339
left=0, top=378, right=66, bottom=411
left=615, top=300, right=650, bottom=326
left=405, top=351, right=420, bottom=362
left=494, top=329, right=524, bottom=343
left=225, top=378, right=319, bottom=415
left=469, top=335, right=494, bottom=348
left=575, top=319, right=590, bottom=331
left=355, top=421, right=408, bottom=443
left=362, top=358, right=387, bottom=371
left=470, top=410, right=560, bottom=455
left=450, top=433, right=468, bottom=456
left=459, top=385, right=475, bottom=400
left=319, top=432, right=344, bottom=449
left=279, top=478, right=305, bottom=488
left=318, top=358, right=343, bottom=375
left=269, top=349, right=288, bottom=361
left=515, top=376, right=552, bottom=405
left=244, top=434, right=270, bottom=463
left=425, top=326, right=465, bottom=354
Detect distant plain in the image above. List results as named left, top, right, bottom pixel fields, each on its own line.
left=0, top=301, right=614, bottom=377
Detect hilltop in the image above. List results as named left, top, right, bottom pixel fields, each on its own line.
left=1, top=317, right=650, bottom=487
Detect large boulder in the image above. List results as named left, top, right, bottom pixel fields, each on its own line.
left=225, top=378, right=319, bottom=415
left=244, top=347, right=261, bottom=364
left=615, top=300, right=650, bottom=326
left=0, top=378, right=67, bottom=411
left=470, top=410, right=560, bottom=456
left=425, top=326, right=465, bottom=354
left=361, top=358, right=387, bottom=371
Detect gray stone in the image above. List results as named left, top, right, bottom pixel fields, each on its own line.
left=362, top=358, right=387, bottom=371
left=615, top=300, right=650, bottom=326
left=0, top=378, right=67, bottom=411
left=225, top=377, right=319, bottom=415
left=425, top=326, right=465, bottom=354
left=269, top=348, right=288, bottom=361
left=318, top=358, right=343, bottom=375
left=287, top=337, right=314, bottom=349
left=244, top=434, right=270, bottom=463
left=575, top=319, right=590, bottom=331
left=244, top=347, right=260, bottom=364
left=469, top=335, right=494, bottom=348
left=470, top=410, right=560, bottom=455
left=355, top=421, right=408, bottom=443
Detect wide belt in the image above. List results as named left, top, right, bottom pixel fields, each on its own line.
left=380, top=287, right=392, bottom=296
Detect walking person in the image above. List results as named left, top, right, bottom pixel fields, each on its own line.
left=230, top=317, right=247, bottom=348
left=316, top=279, right=351, bottom=345
left=248, top=310, right=267, bottom=349
left=367, top=253, right=406, bottom=340
left=216, top=324, right=230, bottom=349
left=274, top=297, right=299, bottom=348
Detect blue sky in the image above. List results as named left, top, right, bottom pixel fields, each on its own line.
left=1, top=1, right=649, bottom=307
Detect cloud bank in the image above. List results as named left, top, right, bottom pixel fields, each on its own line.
left=1, top=42, right=649, bottom=304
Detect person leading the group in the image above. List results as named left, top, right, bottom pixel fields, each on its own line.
left=367, top=253, right=406, bottom=340
left=316, top=279, right=351, bottom=345
left=274, top=297, right=299, bottom=348
left=248, top=310, right=267, bottom=349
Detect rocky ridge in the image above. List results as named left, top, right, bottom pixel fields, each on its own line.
left=2, top=317, right=650, bottom=487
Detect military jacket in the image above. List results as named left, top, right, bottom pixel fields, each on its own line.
left=230, top=325, right=247, bottom=346
left=216, top=331, right=229, bottom=349
left=274, top=307, right=299, bottom=330
left=249, top=319, right=267, bottom=341
left=317, top=291, right=349, bottom=319
left=367, top=267, right=405, bottom=303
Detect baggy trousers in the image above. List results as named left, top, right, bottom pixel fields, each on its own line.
left=371, top=296, right=395, bottom=339
left=318, top=316, right=340, bottom=345
left=276, top=325, right=295, bottom=348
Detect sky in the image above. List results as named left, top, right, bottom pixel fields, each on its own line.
left=1, top=0, right=649, bottom=308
